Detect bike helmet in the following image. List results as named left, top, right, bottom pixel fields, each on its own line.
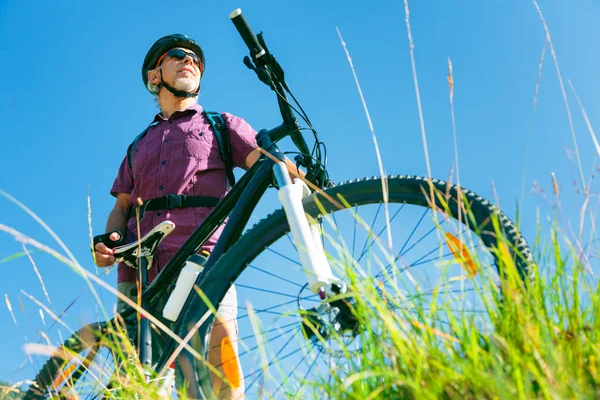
left=142, top=34, right=205, bottom=97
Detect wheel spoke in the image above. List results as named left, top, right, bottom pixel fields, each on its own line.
left=356, top=203, right=406, bottom=263
left=272, top=345, right=322, bottom=397
left=78, top=347, right=114, bottom=398
left=236, top=299, right=309, bottom=321
left=54, top=344, right=116, bottom=399
left=398, top=208, right=429, bottom=256
left=397, top=286, right=479, bottom=305
left=376, top=235, right=483, bottom=280
left=266, top=247, right=302, bottom=267
left=236, top=284, right=321, bottom=302
left=399, top=224, right=438, bottom=259
left=285, top=233, right=299, bottom=253
left=238, top=322, right=298, bottom=343
left=213, top=324, right=300, bottom=363
left=245, top=328, right=304, bottom=390
left=356, top=202, right=382, bottom=261
left=248, top=264, right=305, bottom=288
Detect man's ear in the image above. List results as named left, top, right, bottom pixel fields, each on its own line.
left=148, top=69, right=161, bottom=85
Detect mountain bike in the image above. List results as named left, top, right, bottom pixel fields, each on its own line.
left=23, top=8, right=534, bottom=400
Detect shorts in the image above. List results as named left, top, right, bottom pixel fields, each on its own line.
left=115, top=281, right=239, bottom=395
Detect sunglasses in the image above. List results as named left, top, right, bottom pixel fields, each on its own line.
left=156, top=48, right=204, bottom=73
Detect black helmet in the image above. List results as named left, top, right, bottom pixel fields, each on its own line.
left=142, top=34, right=205, bottom=92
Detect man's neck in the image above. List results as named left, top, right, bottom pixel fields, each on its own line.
left=158, top=90, right=197, bottom=119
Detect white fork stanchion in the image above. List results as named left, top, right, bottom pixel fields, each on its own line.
left=273, top=162, right=346, bottom=296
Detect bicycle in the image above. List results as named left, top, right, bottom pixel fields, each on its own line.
left=23, top=8, right=534, bottom=400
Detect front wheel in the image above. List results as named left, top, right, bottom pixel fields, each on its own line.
left=191, top=175, right=534, bottom=398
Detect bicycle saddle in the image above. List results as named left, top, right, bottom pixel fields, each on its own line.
left=113, top=220, right=175, bottom=270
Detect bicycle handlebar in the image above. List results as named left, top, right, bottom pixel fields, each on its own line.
left=229, top=9, right=267, bottom=64
left=229, top=8, right=327, bottom=183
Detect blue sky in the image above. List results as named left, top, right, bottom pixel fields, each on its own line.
left=1, top=0, right=600, bottom=388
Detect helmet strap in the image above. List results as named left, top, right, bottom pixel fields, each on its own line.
left=157, top=67, right=200, bottom=98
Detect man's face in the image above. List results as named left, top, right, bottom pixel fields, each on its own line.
left=149, top=47, right=202, bottom=93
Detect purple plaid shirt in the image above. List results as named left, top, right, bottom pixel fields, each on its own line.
left=111, top=104, right=257, bottom=283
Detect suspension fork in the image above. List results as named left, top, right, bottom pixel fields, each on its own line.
left=272, top=162, right=346, bottom=298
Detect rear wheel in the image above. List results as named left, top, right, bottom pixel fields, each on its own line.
left=23, top=321, right=126, bottom=399
left=190, top=175, right=534, bottom=398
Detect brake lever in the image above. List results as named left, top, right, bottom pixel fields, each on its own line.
left=243, top=56, right=255, bottom=70
left=243, top=55, right=276, bottom=89
left=257, top=33, right=290, bottom=90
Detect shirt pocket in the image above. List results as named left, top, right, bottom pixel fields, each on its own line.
left=183, top=127, right=224, bottom=168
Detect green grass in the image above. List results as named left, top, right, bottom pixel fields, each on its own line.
left=294, top=224, right=600, bottom=400
left=3, top=177, right=599, bottom=400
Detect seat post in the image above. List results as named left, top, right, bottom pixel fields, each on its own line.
left=138, top=256, right=152, bottom=381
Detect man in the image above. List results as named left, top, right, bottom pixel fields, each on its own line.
left=94, top=34, right=262, bottom=399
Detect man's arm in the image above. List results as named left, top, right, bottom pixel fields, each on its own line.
left=94, top=193, right=131, bottom=267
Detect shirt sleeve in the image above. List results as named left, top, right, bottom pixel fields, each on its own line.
left=222, top=112, right=258, bottom=169
left=110, top=154, right=134, bottom=197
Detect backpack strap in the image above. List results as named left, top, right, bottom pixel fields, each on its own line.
left=127, top=121, right=159, bottom=182
left=204, top=110, right=235, bottom=187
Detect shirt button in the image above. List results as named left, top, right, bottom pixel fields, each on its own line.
left=156, top=212, right=162, bottom=216
left=159, top=185, right=165, bottom=190
left=161, top=161, right=167, bottom=165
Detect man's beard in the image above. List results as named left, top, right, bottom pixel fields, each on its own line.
left=172, top=77, right=198, bottom=93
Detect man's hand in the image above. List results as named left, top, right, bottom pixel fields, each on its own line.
left=94, top=193, right=131, bottom=267
left=93, top=231, right=122, bottom=267
left=245, top=148, right=306, bottom=180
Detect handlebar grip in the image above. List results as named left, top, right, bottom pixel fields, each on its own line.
left=229, top=8, right=266, bottom=61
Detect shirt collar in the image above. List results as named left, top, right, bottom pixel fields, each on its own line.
left=152, top=103, right=204, bottom=123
